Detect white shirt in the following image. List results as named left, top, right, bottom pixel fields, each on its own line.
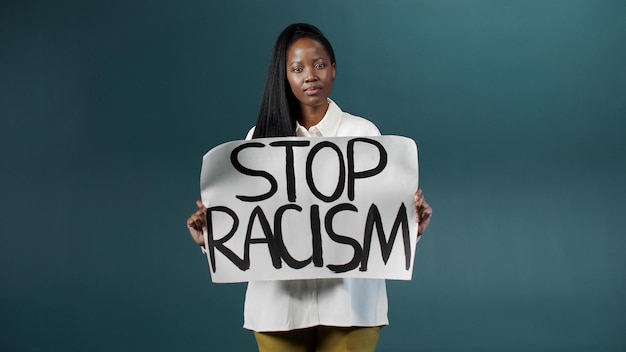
left=242, top=99, right=389, bottom=332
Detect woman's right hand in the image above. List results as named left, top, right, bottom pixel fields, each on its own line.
left=187, top=200, right=207, bottom=246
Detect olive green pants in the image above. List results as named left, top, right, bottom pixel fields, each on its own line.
left=254, top=326, right=381, bottom=352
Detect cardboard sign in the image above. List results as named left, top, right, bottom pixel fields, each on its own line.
left=200, top=136, right=419, bottom=283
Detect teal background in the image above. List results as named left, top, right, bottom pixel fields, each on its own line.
left=1, top=0, right=625, bottom=351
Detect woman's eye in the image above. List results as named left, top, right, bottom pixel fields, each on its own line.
left=315, top=63, right=326, bottom=69
left=292, top=67, right=303, bottom=73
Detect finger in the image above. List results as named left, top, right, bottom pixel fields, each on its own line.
left=418, top=215, right=431, bottom=234
left=414, top=197, right=423, bottom=221
left=196, top=199, right=207, bottom=211
left=190, top=219, right=199, bottom=230
left=190, top=204, right=207, bottom=228
left=195, top=214, right=206, bottom=230
left=187, top=214, right=205, bottom=232
left=419, top=199, right=432, bottom=215
left=417, top=202, right=432, bottom=235
left=414, top=191, right=423, bottom=207
left=419, top=204, right=432, bottom=221
left=187, top=220, right=205, bottom=246
left=187, top=219, right=201, bottom=232
left=419, top=210, right=432, bottom=223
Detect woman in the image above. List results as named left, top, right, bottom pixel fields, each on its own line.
left=187, top=23, right=432, bottom=352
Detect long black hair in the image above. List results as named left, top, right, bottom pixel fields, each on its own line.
left=252, top=23, right=336, bottom=138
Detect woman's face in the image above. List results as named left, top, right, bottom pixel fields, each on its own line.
left=286, top=38, right=336, bottom=109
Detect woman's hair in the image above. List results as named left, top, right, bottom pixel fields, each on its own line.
left=252, top=23, right=336, bottom=138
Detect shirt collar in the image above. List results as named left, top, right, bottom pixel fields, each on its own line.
left=295, top=98, right=342, bottom=137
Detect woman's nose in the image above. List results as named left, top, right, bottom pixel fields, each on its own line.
left=304, top=68, right=318, bottom=83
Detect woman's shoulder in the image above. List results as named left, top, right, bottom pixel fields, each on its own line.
left=329, top=99, right=380, bottom=137
left=337, top=110, right=381, bottom=137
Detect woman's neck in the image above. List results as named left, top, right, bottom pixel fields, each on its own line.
left=298, top=100, right=330, bottom=130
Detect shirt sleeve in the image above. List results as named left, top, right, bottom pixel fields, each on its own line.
left=245, top=126, right=255, bottom=140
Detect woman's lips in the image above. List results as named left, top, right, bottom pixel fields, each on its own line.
left=304, top=87, right=321, bottom=95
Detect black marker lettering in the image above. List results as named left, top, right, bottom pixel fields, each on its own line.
left=325, top=203, right=362, bottom=273
left=206, top=206, right=245, bottom=272
left=306, top=141, right=346, bottom=202
left=245, top=206, right=281, bottom=269
left=269, top=140, right=311, bottom=202
left=274, top=204, right=311, bottom=269
left=360, top=203, right=411, bottom=271
left=347, top=138, right=388, bottom=201
left=310, top=204, right=323, bottom=267
left=231, top=142, right=278, bottom=202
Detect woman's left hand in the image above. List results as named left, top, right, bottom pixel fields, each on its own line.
left=415, top=189, right=432, bottom=236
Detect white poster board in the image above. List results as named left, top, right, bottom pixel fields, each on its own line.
left=200, top=135, right=419, bottom=283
